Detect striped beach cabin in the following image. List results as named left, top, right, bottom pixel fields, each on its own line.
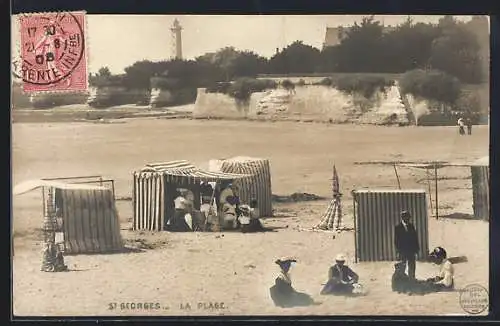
left=208, top=157, right=273, bottom=217
left=352, top=189, right=429, bottom=262
left=133, top=160, right=250, bottom=231
left=13, top=180, right=123, bottom=255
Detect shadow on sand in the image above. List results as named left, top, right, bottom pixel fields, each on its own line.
left=64, top=246, right=146, bottom=256
left=440, top=212, right=477, bottom=220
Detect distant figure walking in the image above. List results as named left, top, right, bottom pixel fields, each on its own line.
left=457, top=117, right=466, bottom=136
left=394, top=210, right=420, bottom=280
left=465, top=117, right=473, bottom=135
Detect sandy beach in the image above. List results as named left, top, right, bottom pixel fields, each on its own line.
left=12, top=118, right=489, bottom=316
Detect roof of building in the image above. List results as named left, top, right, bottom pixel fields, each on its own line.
left=324, top=27, right=342, bottom=47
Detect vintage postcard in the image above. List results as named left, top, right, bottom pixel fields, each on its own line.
left=11, top=14, right=490, bottom=317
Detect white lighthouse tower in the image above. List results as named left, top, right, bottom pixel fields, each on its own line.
left=171, top=19, right=183, bottom=60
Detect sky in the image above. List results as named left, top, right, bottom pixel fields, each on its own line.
left=11, top=15, right=477, bottom=75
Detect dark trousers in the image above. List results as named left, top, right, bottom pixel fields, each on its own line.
left=467, top=125, right=472, bottom=135
left=400, top=253, right=416, bottom=279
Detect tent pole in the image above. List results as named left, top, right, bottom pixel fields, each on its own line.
left=434, top=163, right=439, bottom=220
left=42, top=187, right=46, bottom=217
left=426, top=169, right=433, bottom=216
left=393, top=163, right=401, bottom=189
left=353, top=192, right=358, bottom=263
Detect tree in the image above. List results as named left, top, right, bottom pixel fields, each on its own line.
left=319, top=45, right=340, bottom=72
left=334, top=16, right=386, bottom=72
left=399, top=69, right=462, bottom=105
left=97, top=66, right=112, bottom=78
left=381, top=21, right=440, bottom=73
left=429, top=20, right=483, bottom=83
left=231, top=51, right=268, bottom=78
left=267, top=41, right=321, bottom=74
left=123, top=60, right=166, bottom=89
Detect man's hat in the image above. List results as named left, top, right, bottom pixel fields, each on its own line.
left=400, top=210, right=411, bottom=218
left=335, top=253, right=346, bottom=262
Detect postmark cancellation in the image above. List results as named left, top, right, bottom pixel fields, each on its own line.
left=17, top=11, right=88, bottom=93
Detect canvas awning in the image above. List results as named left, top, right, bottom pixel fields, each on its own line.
left=137, top=160, right=251, bottom=183
left=13, top=179, right=109, bottom=196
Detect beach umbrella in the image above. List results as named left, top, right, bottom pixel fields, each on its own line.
left=332, top=164, right=340, bottom=196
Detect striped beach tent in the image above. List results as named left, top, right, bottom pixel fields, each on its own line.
left=133, top=160, right=251, bottom=231
left=13, top=180, right=123, bottom=255
left=208, top=157, right=273, bottom=217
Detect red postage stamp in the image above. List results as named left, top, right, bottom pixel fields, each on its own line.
left=18, top=11, right=87, bottom=93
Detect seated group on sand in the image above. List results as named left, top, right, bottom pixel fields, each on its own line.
left=270, top=247, right=455, bottom=308
left=166, top=182, right=264, bottom=233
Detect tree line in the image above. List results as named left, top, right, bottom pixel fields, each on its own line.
left=89, top=15, right=487, bottom=90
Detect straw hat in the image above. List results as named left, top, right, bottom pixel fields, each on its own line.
left=275, top=257, right=297, bottom=266
left=335, top=253, right=346, bottom=262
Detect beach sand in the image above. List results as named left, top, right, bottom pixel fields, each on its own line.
left=12, top=119, right=489, bottom=316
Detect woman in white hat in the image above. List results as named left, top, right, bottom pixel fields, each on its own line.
left=321, top=253, right=360, bottom=295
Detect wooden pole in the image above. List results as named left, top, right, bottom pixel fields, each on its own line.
left=393, top=163, right=401, bottom=189
left=353, top=192, right=358, bottom=263
left=434, top=163, right=439, bottom=220
left=426, top=169, right=434, bottom=216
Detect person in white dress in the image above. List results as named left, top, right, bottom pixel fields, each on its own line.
left=425, top=247, right=455, bottom=291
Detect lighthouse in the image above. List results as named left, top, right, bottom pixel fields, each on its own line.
left=171, top=19, right=183, bottom=60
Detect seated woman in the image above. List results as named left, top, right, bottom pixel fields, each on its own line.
left=221, top=195, right=238, bottom=229
left=269, top=258, right=315, bottom=308
left=321, top=254, right=360, bottom=295
left=239, top=199, right=264, bottom=233
left=167, top=192, right=192, bottom=232
left=424, top=247, right=455, bottom=292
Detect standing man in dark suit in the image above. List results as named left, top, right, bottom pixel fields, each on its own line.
left=394, top=210, right=420, bottom=280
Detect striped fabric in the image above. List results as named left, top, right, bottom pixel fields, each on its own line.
left=471, top=165, right=489, bottom=220
left=353, top=189, right=429, bottom=262
left=133, top=160, right=252, bottom=231
left=55, top=187, right=123, bottom=254
left=316, top=198, right=342, bottom=230
left=140, top=160, right=250, bottom=183
left=216, top=157, right=273, bottom=218
left=317, top=165, right=342, bottom=230
left=133, top=172, right=165, bottom=231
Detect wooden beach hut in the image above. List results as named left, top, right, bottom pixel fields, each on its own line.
left=132, top=160, right=250, bottom=231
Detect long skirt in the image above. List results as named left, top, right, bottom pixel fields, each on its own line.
left=270, top=285, right=314, bottom=308
left=167, top=209, right=191, bottom=232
